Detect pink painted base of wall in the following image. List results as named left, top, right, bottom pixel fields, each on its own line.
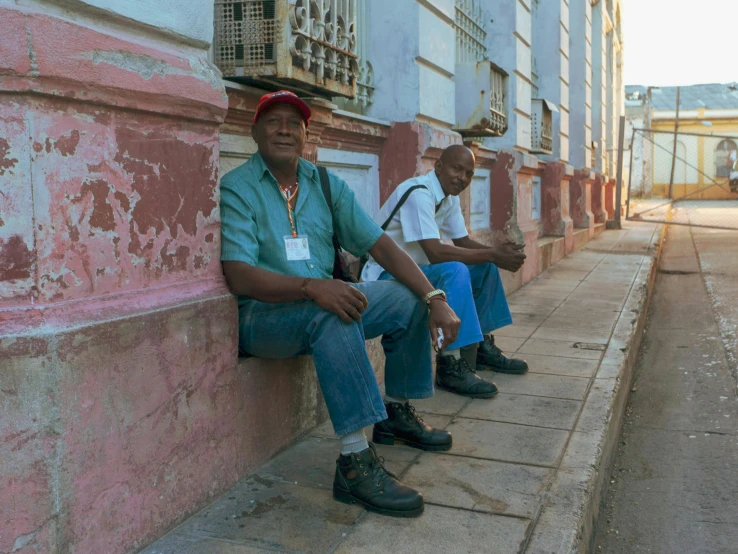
left=1, top=284, right=387, bottom=554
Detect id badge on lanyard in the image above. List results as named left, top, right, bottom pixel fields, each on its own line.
left=284, top=235, right=311, bottom=261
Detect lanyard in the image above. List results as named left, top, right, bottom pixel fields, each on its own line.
left=279, top=183, right=299, bottom=237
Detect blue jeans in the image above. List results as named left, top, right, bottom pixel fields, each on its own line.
left=380, top=262, right=513, bottom=350
left=238, top=280, right=433, bottom=437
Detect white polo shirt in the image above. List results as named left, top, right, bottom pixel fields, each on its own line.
left=361, top=170, right=468, bottom=282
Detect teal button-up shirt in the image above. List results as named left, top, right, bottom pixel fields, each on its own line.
left=220, top=152, right=383, bottom=307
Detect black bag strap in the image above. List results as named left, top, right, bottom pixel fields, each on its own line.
left=380, top=185, right=442, bottom=230
left=317, top=165, right=341, bottom=251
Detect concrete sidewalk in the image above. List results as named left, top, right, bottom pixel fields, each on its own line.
left=141, top=222, right=662, bottom=554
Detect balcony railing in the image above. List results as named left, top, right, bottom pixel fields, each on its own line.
left=214, top=0, right=359, bottom=98
left=454, top=61, right=508, bottom=138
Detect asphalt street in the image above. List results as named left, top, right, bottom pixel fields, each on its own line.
left=595, top=209, right=738, bottom=554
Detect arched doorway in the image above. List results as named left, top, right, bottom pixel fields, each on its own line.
left=716, top=139, right=737, bottom=178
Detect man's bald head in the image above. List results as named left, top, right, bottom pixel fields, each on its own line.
left=440, top=144, right=475, bottom=165
left=434, top=145, right=476, bottom=196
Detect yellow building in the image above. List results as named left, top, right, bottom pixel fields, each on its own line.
left=626, top=83, right=738, bottom=200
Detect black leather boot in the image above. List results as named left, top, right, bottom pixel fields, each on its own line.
left=373, top=402, right=452, bottom=451
left=476, top=335, right=529, bottom=374
left=436, top=355, right=498, bottom=398
left=333, top=444, right=424, bottom=518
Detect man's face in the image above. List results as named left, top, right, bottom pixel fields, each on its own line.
left=435, top=150, right=475, bottom=196
left=251, top=104, right=307, bottom=167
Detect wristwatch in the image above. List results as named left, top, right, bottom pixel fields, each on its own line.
left=422, top=289, right=446, bottom=306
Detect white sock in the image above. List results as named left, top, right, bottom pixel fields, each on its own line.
left=383, top=395, right=407, bottom=405
left=340, top=429, right=369, bottom=456
left=441, top=349, right=461, bottom=359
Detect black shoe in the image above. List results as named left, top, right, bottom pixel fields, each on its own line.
left=436, top=355, right=498, bottom=398
left=373, top=402, right=452, bottom=451
left=333, top=444, right=424, bottom=518
left=476, top=335, right=529, bottom=374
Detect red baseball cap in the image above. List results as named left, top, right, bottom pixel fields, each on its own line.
left=253, top=90, right=311, bottom=126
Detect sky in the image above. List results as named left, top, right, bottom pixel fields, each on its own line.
left=624, top=0, right=738, bottom=87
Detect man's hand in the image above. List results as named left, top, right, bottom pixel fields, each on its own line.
left=490, top=241, right=526, bottom=272
left=305, top=279, right=369, bottom=323
left=427, top=301, right=461, bottom=350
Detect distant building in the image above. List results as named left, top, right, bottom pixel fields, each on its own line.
left=625, top=83, right=738, bottom=199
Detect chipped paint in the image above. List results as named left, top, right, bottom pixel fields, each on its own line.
left=114, top=126, right=217, bottom=239
left=0, top=235, right=35, bottom=281
left=54, top=129, right=80, bottom=156
left=0, top=137, right=19, bottom=174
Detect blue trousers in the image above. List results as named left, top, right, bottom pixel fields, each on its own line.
left=238, top=280, right=433, bottom=437
left=380, top=262, right=513, bottom=350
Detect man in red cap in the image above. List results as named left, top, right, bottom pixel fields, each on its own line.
left=220, top=90, right=460, bottom=518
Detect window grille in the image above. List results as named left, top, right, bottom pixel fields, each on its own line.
left=213, top=0, right=360, bottom=98
left=455, top=0, right=487, bottom=64
left=531, top=57, right=539, bottom=98
left=531, top=99, right=555, bottom=154
left=332, top=0, right=374, bottom=114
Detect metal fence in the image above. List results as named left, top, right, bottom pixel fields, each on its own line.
left=626, top=128, right=738, bottom=230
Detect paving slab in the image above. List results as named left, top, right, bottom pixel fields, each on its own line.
left=411, top=389, right=470, bottom=416
left=460, top=394, right=581, bottom=430
left=529, top=326, right=612, bottom=344
left=140, top=222, right=662, bottom=554
left=493, top=335, right=528, bottom=353
left=444, top=418, right=570, bottom=466
left=494, top=324, right=539, bottom=339
left=333, top=504, right=530, bottom=554
left=491, top=372, right=590, bottom=401
left=510, top=353, right=600, bottom=378
left=147, top=477, right=363, bottom=554
left=517, top=338, right=604, bottom=360
left=402, top=454, right=552, bottom=517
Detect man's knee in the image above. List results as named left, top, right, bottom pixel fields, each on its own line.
left=434, top=261, right=472, bottom=285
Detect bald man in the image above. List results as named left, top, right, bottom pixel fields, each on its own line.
left=362, top=145, right=529, bottom=401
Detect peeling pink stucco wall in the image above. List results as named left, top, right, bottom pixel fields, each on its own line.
left=1, top=99, right=222, bottom=306
left=0, top=5, right=241, bottom=554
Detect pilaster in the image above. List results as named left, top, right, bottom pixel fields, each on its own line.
left=533, top=0, right=571, bottom=162
left=569, top=0, right=593, bottom=169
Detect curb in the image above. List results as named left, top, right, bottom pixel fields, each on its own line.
left=525, top=224, right=667, bottom=554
